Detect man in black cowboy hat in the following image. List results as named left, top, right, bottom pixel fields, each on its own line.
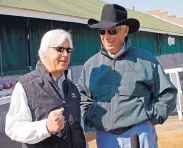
left=78, top=4, right=177, bottom=148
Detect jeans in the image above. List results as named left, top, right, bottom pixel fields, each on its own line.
left=96, top=122, right=158, bottom=148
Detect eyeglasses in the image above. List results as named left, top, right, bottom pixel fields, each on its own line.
left=51, top=46, right=73, bottom=54
left=98, top=28, right=118, bottom=35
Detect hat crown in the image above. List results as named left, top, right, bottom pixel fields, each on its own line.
left=87, top=4, right=140, bottom=33
left=101, top=4, right=127, bottom=23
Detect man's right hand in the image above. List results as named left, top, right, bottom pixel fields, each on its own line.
left=46, top=108, right=65, bottom=132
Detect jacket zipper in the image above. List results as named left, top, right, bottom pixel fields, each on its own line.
left=112, top=59, right=116, bottom=71
left=111, top=59, right=116, bottom=130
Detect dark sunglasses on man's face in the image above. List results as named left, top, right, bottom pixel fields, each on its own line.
left=98, top=28, right=117, bottom=35
left=52, top=46, right=73, bottom=54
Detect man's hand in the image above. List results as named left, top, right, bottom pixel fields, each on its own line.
left=46, top=108, right=65, bottom=132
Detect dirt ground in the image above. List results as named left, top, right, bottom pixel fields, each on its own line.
left=85, top=115, right=183, bottom=148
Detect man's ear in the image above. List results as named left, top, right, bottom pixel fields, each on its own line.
left=125, top=26, right=129, bottom=37
left=44, top=52, right=47, bottom=58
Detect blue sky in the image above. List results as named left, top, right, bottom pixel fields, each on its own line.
left=103, top=0, right=183, bottom=18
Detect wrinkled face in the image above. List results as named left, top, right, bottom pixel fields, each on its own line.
left=44, top=39, right=72, bottom=74
left=99, top=25, right=129, bottom=54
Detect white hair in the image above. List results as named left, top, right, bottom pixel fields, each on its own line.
left=38, top=29, right=73, bottom=59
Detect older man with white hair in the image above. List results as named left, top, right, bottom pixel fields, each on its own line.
left=5, top=29, right=86, bottom=148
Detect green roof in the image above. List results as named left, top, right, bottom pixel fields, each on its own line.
left=128, top=9, right=183, bottom=34
left=0, top=0, right=183, bottom=35
left=0, top=0, right=104, bottom=19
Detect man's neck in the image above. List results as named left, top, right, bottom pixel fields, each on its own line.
left=51, top=72, right=63, bottom=82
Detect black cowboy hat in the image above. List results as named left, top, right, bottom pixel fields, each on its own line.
left=88, top=4, right=140, bottom=33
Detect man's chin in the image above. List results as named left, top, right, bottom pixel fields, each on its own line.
left=56, top=65, right=68, bottom=72
left=105, top=47, right=115, bottom=52
left=58, top=62, right=69, bottom=67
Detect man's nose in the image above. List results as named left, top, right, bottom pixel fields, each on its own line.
left=62, top=50, right=70, bottom=57
left=103, top=31, right=111, bottom=39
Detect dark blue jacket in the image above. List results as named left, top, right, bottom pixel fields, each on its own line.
left=78, top=45, right=177, bottom=135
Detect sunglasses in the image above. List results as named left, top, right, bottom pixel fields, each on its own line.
left=98, top=28, right=118, bottom=35
left=51, top=46, right=73, bottom=54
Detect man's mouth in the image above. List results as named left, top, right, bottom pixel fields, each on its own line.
left=58, top=60, right=67, bottom=63
left=105, top=40, right=114, bottom=44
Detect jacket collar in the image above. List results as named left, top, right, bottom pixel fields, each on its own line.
left=36, top=60, right=68, bottom=80
left=101, top=37, right=130, bottom=59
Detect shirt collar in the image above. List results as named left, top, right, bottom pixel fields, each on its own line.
left=53, top=74, right=65, bottom=84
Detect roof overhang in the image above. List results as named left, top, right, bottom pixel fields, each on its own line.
left=0, top=6, right=88, bottom=24
left=140, top=28, right=183, bottom=37
left=0, top=6, right=183, bottom=37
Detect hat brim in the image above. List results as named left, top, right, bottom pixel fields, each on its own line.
left=88, top=18, right=140, bottom=33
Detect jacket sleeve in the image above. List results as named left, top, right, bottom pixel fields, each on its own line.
left=149, top=62, right=177, bottom=125
left=78, top=65, right=93, bottom=126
